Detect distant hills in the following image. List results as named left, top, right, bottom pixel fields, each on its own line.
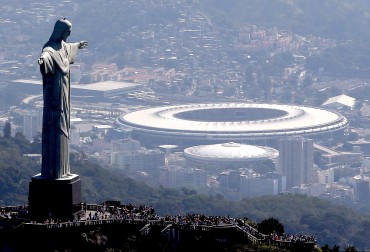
left=3, top=0, right=370, bottom=75
left=2, top=0, right=370, bottom=64
left=69, top=0, right=370, bottom=45
left=195, top=0, right=370, bottom=43
left=67, top=0, right=370, bottom=73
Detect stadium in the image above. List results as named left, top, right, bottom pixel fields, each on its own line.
left=115, top=103, right=348, bottom=148
left=184, top=142, right=279, bottom=172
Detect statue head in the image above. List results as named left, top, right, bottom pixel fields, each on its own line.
left=49, top=18, right=72, bottom=43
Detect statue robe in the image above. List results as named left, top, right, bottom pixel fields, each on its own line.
left=39, top=41, right=79, bottom=179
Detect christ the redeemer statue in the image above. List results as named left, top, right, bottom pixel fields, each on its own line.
left=38, top=18, right=88, bottom=179
left=29, top=18, right=87, bottom=221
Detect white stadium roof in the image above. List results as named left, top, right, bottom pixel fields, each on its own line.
left=116, top=103, right=348, bottom=142
left=12, top=79, right=143, bottom=98
left=322, top=94, right=356, bottom=109
left=184, top=142, right=279, bottom=162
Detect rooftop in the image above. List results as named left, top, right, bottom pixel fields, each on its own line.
left=184, top=142, right=279, bottom=162
left=118, top=103, right=348, bottom=138
left=322, top=94, right=356, bottom=109
left=13, top=79, right=143, bottom=92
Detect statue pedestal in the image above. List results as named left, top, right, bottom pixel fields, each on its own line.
left=28, top=174, right=81, bottom=221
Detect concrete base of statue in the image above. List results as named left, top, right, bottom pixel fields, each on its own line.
left=28, top=174, right=81, bottom=221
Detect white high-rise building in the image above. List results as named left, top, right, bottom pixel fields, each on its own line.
left=159, top=165, right=207, bottom=189
left=111, top=148, right=164, bottom=175
left=278, top=137, right=317, bottom=189
left=219, top=171, right=283, bottom=198
left=318, top=168, right=335, bottom=184
left=110, top=138, right=165, bottom=184
left=23, top=110, right=42, bottom=141
left=70, top=129, right=81, bottom=146
left=111, top=138, right=140, bottom=153
left=240, top=175, right=279, bottom=198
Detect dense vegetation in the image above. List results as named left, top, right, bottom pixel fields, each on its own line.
left=0, top=133, right=369, bottom=250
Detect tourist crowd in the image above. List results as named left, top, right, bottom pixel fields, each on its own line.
left=0, top=203, right=316, bottom=246
left=270, top=233, right=317, bottom=243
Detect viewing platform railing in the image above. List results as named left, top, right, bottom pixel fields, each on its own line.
left=2, top=203, right=316, bottom=249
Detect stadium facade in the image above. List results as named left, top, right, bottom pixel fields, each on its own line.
left=115, top=103, right=348, bottom=148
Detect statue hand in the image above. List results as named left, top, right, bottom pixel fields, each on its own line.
left=79, top=41, right=88, bottom=49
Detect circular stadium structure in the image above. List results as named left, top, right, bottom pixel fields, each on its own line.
left=184, top=142, right=279, bottom=171
left=115, top=103, right=348, bottom=147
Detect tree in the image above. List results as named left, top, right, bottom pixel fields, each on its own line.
left=259, top=75, right=272, bottom=101
left=321, top=244, right=341, bottom=252
left=258, top=217, right=284, bottom=235
left=13, top=132, right=31, bottom=154
left=345, top=245, right=359, bottom=252
left=3, top=121, right=11, bottom=138
left=31, top=132, right=42, bottom=154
